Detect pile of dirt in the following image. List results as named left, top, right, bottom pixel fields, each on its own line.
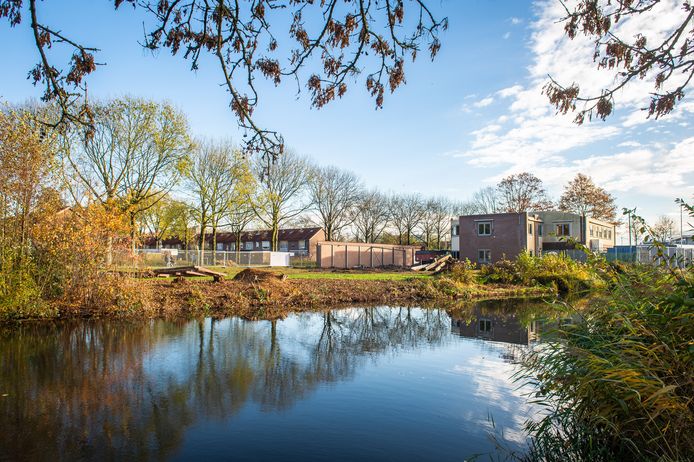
left=233, top=268, right=287, bottom=283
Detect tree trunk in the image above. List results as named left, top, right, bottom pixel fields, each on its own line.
left=212, top=225, right=217, bottom=265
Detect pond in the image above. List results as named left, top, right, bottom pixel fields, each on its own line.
left=0, top=300, right=564, bottom=461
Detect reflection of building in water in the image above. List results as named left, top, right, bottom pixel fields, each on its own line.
left=451, top=309, right=540, bottom=346
left=451, top=306, right=581, bottom=346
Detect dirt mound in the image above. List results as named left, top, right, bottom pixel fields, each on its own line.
left=233, top=268, right=287, bottom=283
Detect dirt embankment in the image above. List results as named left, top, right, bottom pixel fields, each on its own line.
left=57, top=268, right=554, bottom=321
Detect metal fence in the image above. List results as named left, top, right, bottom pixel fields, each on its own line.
left=545, top=246, right=693, bottom=268
left=113, top=249, right=293, bottom=268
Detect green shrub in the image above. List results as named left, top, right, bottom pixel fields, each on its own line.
left=445, top=259, right=478, bottom=284
left=519, top=266, right=694, bottom=461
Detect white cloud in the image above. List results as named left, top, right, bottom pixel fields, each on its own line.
left=509, top=17, right=523, bottom=25
left=473, top=96, right=494, bottom=108
left=503, top=31, right=511, bottom=40
left=497, top=85, right=523, bottom=98
left=453, top=0, right=694, bottom=204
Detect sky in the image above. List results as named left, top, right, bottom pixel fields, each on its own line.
left=0, top=0, right=692, bottom=240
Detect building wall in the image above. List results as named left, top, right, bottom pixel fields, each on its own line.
left=308, top=229, right=326, bottom=259
left=316, top=242, right=419, bottom=268
left=458, top=213, right=536, bottom=264
left=537, top=211, right=615, bottom=251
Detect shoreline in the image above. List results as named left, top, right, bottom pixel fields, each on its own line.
left=8, top=274, right=557, bottom=323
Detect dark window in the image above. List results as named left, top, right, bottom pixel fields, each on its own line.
left=528, top=224, right=533, bottom=234
left=478, top=249, right=491, bottom=264
left=479, top=319, right=492, bottom=333
left=477, top=222, right=492, bottom=236
left=555, top=223, right=570, bottom=236
left=538, top=224, right=543, bottom=236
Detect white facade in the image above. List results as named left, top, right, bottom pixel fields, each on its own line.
left=450, top=219, right=460, bottom=252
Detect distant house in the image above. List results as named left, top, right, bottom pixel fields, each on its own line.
left=213, top=227, right=325, bottom=258
left=144, top=227, right=326, bottom=259
left=454, top=211, right=616, bottom=264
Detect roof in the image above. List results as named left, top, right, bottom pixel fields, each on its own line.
left=144, top=227, right=324, bottom=246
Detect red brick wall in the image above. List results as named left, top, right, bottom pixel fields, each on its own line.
left=458, top=213, right=528, bottom=264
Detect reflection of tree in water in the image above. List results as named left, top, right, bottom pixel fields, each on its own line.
left=0, top=307, right=453, bottom=461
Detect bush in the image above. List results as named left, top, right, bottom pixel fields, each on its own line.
left=519, top=266, right=694, bottom=461
left=445, top=259, right=478, bottom=284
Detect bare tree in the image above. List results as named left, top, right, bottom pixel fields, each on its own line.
left=2, top=1, right=446, bottom=157
left=470, top=186, right=500, bottom=214
left=225, top=201, right=257, bottom=257
left=418, top=197, right=452, bottom=249
left=559, top=173, right=616, bottom=222
left=308, top=165, right=362, bottom=241
left=497, top=172, right=553, bottom=213
left=252, top=150, right=311, bottom=250
left=350, top=190, right=390, bottom=243
left=186, top=139, right=251, bottom=259
left=651, top=215, right=676, bottom=243
left=390, top=193, right=425, bottom=245
left=545, top=0, right=694, bottom=124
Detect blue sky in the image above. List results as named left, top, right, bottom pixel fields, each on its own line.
left=1, top=0, right=692, bottom=239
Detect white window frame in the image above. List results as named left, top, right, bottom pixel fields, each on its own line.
left=261, top=240, right=270, bottom=250
left=244, top=242, right=253, bottom=251
left=477, top=222, right=492, bottom=236
left=478, top=249, right=491, bottom=264
left=298, top=240, right=307, bottom=250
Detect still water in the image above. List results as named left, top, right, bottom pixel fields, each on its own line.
left=0, top=301, right=558, bottom=461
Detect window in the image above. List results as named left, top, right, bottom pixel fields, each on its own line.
left=478, top=249, right=491, bottom=264
left=216, top=243, right=224, bottom=251
left=261, top=240, right=270, bottom=250
left=279, top=240, right=289, bottom=251
left=538, top=224, right=543, bottom=236
left=479, top=319, right=492, bottom=333
left=555, top=223, right=570, bottom=236
left=230, top=243, right=236, bottom=251
left=590, top=226, right=594, bottom=237
left=451, top=224, right=459, bottom=236
left=608, top=230, right=612, bottom=239
left=528, top=224, right=533, bottom=234
left=477, top=222, right=492, bottom=236
left=244, top=242, right=253, bottom=250
left=298, top=240, right=306, bottom=250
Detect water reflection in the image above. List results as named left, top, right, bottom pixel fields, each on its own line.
left=0, top=301, right=561, bottom=461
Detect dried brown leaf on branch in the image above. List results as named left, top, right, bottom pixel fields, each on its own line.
left=2, top=0, right=447, bottom=161
left=546, top=0, right=694, bottom=124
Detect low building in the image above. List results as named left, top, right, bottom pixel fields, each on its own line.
left=457, top=212, right=543, bottom=264
left=214, top=227, right=325, bottom=258
left=144, top=227, right=325, bottom=260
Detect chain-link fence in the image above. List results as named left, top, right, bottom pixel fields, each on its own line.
left=113, top=249, right=294, bottom=268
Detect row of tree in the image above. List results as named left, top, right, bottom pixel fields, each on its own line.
left=4, top=97, right=622, bottom=263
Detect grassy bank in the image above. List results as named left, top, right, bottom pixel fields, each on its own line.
left=2, top=252, right=615, bottom=322
left=41, top=267, right=554, bottom=321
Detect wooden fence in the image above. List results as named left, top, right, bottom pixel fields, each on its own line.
left=316, top=242, right=420, bottom=269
